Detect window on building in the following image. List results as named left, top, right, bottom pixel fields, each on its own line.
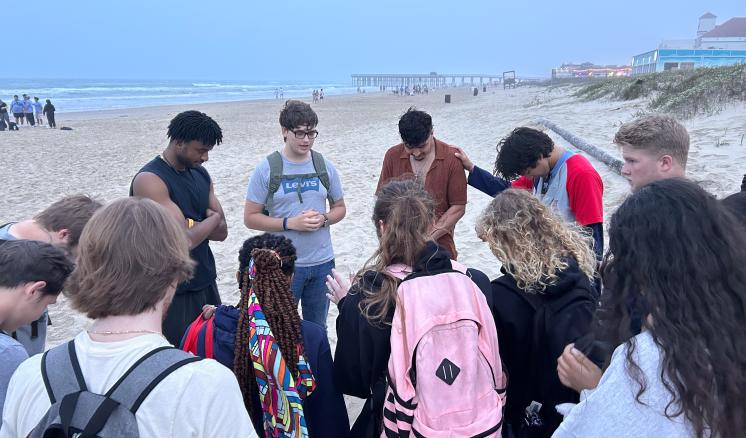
left=680, top=62, right=695, bottom=70
left=664, top=62, right=680, bottom=71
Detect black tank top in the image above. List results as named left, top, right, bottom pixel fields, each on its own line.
left=130, top=156, right=216, bottom=293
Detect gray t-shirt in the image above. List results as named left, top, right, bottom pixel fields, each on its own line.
left=0, top=333, right=29, bottom=417
left=245, top=153, right=344, bottom=267
left=553, top=331, right=697, bottom=437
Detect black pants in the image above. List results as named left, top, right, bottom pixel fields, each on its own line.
left=25, top=113, right=35, bottom=126
left=47, top=112, right=56, bottom=128
left=163, top=281, right=222, bottom=346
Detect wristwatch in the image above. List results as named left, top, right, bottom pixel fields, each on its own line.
left=322, top=213, right=329, bottom=228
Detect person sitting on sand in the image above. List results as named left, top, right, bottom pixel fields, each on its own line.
left=0, top=240, right=73, bottom=416
left=1, top=197, right=258, bottom=437
left=0, top=194, right=102, bottom=356
left=554, top=178, right=746, bottom=438
left=327, top=180, right=492, bottom=438
left=454, top=127, right=604, bottom=260
left=476, top=189, right=598, bottom=438
left=182, top=233, right=349, bottom=438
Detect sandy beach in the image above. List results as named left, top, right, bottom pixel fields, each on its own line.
left=1, top=85, right=744, bottom=421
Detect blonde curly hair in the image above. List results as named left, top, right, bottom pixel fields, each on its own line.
left=476, top=189, right=596, bottom=292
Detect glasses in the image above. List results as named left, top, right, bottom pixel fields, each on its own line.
left=289, top=129, right=319, bottom=139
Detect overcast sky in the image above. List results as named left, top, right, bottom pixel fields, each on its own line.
left=3, top=0, right=742, bottom=81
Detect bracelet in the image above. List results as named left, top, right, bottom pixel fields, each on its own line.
left=282, top=217, right=288, bottom=231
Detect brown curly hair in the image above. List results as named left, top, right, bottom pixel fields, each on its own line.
left=234, top=235, right=303, bottom=416
left=476, top=189, right=596, bottom=291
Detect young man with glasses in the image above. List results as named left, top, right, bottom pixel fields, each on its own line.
left=244, top=100, right=346, bottom=328
left=376, top=107, right=467, bottom=259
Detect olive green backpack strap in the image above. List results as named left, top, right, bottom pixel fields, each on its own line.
left=311, top=150, right=335, bottom=206
left=263, top=151, right=284, bottom=215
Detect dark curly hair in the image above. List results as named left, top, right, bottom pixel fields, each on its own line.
left=494, top=127, right=554, bottom=180
left=167, top=110, right=222, bottom=147
left=234, top=233, right=302, bottom=416
left=398, top=107, right=432, bottom=147
left=596, top=178, right=746, bottom=438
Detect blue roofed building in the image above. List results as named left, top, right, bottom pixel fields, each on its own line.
left=632, top=13, right=746, bottom=75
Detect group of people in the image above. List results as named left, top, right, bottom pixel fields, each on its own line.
left=312, top=88, right=324, bottom=103
left=0, top=95, right=56, bottom=130
left=0, top=99, right=745, bottom=438
left=392, top=84, right=430, bottom=96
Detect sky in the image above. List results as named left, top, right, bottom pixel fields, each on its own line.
left=2, top=0, right=743, bottom=81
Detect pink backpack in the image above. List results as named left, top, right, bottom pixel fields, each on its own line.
left=382, top=260, right=507, bottom=437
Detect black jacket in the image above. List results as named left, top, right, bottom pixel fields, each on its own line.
left=491, top=258, right=597, bottom=438
left=333, top=242, right=491, bottom=438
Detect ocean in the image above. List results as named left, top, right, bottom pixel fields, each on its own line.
left=0, top=78, right=364, bottom=113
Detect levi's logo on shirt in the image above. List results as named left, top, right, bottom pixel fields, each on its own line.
left=282, top=177, right=320, bottom=194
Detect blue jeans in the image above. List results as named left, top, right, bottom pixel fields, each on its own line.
left=291, top=259, right=334, bottom=328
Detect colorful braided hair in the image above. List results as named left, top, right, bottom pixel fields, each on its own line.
left=234, top=233, right=301, bottom=415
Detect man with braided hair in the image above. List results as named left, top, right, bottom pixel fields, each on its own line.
left=181, top=233, right=349, bottom=438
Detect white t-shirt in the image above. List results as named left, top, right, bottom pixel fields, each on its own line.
left=1, top=332, right=258, bottom=438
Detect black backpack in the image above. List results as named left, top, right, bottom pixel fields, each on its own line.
left=30, top=340, right=201, bottom=438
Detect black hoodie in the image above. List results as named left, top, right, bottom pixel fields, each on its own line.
left=333, top=242, right=491, bottom=438
left=490, top=258, right=597, bottom=438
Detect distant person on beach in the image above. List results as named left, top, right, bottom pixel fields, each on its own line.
left=0, top=99, right=10, bottom=128
left=0, top=240, right=73, bottom=417
left=0, top=194, right=102, bottom=356
left=243, top=100, right=346, bottom=328
left=279, top=87, right=284, bottom=98
left=476, top=189, right=598, bottom=438
left=0, top=198, right=258, bottom=438
left=32, top=97, right=43, bottom=126
left=275, top=88, right=279, bottom=99
left=328, top=180, right=496, bottom=438
left=377, top=107, right=467, bottom=259
left=130, top=110, right=228, bottom=345
left=454, top=127, right=604, bottom=259
left=42, top=99, right=56, bottom=128
left=319, top=88, right=324, bottom=102
left=614, top=114, right=689, bottom=192
left=553, top=178, right=746, bottom=438
left=182, top=234, right=349, bottom=437
left=22, top=95, right=34, bottom=126
left=10, top=95, right=24, bottom=125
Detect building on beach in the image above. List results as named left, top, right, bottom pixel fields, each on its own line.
left=551, top=63, right=631, bottom=79
left=632, top=13, right=746, bottom=75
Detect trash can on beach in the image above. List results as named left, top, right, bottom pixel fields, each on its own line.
left=445, top=94, right=451, bottom=103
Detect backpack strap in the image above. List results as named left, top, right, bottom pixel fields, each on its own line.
left=41, top=340, right=88, bottom=404
left=105, top=346, right=202, bottom=413
left=310, top=150, right=335, bottom=206
left=264, top=151, right=284, bottom=215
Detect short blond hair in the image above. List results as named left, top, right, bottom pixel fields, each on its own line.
left=614, top=114, right=689, bottom=168
left=476, top=189, right=596, bottom=291
left=66, top=197, right=194, bottom=319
